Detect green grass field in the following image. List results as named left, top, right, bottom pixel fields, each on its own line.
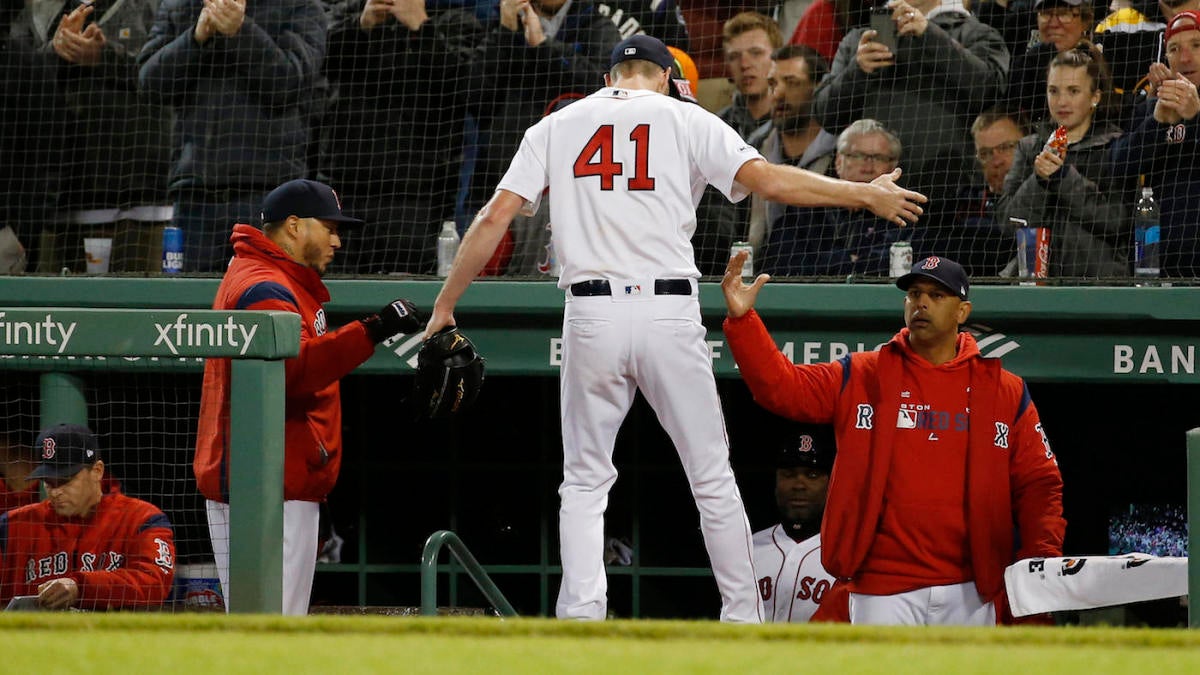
left=3, top=614, right=1200, bottom=674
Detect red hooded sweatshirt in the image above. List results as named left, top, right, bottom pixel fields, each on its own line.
left=725, top=310, right=1065, bottom=620
left=194, top=224, right=376, bottom=503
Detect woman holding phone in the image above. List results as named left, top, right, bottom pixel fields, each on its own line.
left=998, top=44, right=1130, bottom=277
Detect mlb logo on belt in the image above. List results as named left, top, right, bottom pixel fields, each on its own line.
left=624, top=285, right=642, bottom=296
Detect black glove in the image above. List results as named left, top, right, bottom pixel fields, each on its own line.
left=361, top=299, right=422, bottom=343
left=412, top=326, right=485, bottom=419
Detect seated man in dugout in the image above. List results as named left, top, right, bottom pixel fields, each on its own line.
left=0, top=423, right=175, bottom=610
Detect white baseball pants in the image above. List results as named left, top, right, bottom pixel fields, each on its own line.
left=849, top=582, right=996, bottom=625
left=555, top=283, right=761, bottom=622
left=206, top=499, right=319, bottom=616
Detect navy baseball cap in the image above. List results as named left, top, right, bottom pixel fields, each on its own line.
left=609, top=35, right=698, bottom=103
left=260, top=179, right=364, bottom=227
left=1033, top=0, right=1084, bottom=8
left=29, top=423, right=101, bottom=480
left=897, top=255, right=970, bottom=301
left=777, top=427, right=835, bottom=473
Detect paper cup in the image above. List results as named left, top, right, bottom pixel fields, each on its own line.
left=83, top=237, right=112, bottom=274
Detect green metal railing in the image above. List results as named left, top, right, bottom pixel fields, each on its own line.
left=420, top=530, right=517, bottom=617
left=1189, top=428, right=1200, bottom=628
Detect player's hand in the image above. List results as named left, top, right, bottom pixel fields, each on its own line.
left=856, top=31, right=894, bottom=74
left=721, top=251, right=770, bottom=319
left=362, top=299, right=423, bottom=343
left=360, top=0, right=393, bottom=30
left=392, top=0, right=428, bottom=31
left=423, top=307, right=456, bottom=340
left=865, top=168, right=926, bottom=226
left=37, top=578, right=79, bottom=610
left=195, top=5, right=215, bottom=43
left=890, top=0, right=927, bottom=37
left=1033, top=149, right=1064, bottom=181
left=1157, top=77, right=1200, bottom=122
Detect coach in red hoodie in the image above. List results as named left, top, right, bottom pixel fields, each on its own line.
left=721, top=252, right=1065, bottom=625
left=0, top=423, right=175, bottom=610
left=195, top=179, right=422, bottom=615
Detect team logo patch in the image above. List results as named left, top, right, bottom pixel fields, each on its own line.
left=921, top=256, right=941, bottom=270
left=797, top=434, right=814, bottom=454
left=1167, top=123, right=1187, bottom=144
left=624, top=284, right=642, bottom=296
left=41, top=436, right=56, bottom=460
left=624, top=47, right=637, bottom=55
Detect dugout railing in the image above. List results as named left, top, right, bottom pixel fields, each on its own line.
left=0, top=306, right=298, bottom=614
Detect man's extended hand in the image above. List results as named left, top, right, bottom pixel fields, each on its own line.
left=721, top=250, right=770, bottom=319
left=865, top=168, right=927, bottom=226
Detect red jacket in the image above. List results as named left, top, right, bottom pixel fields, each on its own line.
left=725, top=311, right=1065, bottom=618
left=195, top=224, right=376, bottom=503
left=0, top=490, right=176, bottom=609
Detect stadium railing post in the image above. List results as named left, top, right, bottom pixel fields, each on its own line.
left=1189, top=428, right=1200, bottom=629
left=39, top=372, right=88, bottom=428
left=229, top=358, right=287, bottom=614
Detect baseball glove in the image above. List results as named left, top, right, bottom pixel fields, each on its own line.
left=413, top=326, right=485, bottom=419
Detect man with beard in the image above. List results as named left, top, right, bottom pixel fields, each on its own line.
left=195, top=179, right=422, bottom=615
left=751, top=425, right=848, bottom=623
left=748, top=44, right=838, bottom=259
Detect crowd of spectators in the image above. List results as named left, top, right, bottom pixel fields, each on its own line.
left=1108, top=503, right=1188, bottom=557
left=0, top=0, right=1197, bottom=279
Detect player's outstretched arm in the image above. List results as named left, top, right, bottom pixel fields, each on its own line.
left=427, top=189, right=525, bottom=338
left=721, top=250, right=770, bottom=318
left=735, top=160, right=927, bottom=226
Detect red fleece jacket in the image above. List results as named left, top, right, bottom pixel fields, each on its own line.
left=195, top=225, right=376, bottom=503
left=724, top=310, right=1065, bottom=618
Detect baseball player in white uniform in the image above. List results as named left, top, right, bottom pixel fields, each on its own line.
left=425, top=34, right=925, bottom=622
left=752, top=427, right=840, bottom=623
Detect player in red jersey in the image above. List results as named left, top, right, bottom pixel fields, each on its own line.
left=0, top=424, right=176, bottom=610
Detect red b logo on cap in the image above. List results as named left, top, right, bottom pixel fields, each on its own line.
left=922, top=256, right=941, bottom=270
left=41, top=436, right=57, bottom=460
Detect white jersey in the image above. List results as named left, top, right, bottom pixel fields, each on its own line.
left=497, top=87, right=763, bottom=287
left=752, top=525, right=835, bottom=623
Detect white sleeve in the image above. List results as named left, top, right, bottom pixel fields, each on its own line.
left=688, top=108, right=764, bottom=203
left=496, top=122, right=550, bottom=212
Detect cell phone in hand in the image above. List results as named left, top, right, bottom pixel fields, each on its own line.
left=869, top=5, right=897, bottom=53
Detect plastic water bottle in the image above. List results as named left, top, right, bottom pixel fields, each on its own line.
left=436, top=220, right=459, bottom=277
left=888, top=240, right=912, bottom=278
left=1133, top=187, right=1161, bottom=278
left=730, top=241, right=753, bottom=279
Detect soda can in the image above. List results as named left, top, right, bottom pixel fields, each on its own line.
left=162, top=225, right=184, bottom=275
left=889, top=240, right=913, bottom=278
left=1033, top=227, right=1051, bottom=279
left=730, top=241, right=753, bottom=278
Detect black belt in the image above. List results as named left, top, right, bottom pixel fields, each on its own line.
left=570, top=279, right=693, bottom=297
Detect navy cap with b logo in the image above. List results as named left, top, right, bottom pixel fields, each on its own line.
left=777, top=426, right=835, bottom=473
left=29, top=423, right=101, bottom=480
left=896, top=255, right=970, bottom=300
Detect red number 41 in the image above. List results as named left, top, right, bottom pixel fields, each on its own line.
left=572, top=124, right=655, bottom=191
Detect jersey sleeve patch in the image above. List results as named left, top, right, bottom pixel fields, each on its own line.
left=236, top=281, right=298, bottom=310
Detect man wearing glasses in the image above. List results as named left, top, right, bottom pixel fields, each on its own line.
left=761, top=119, right=908, bottom=276
left=935, top=108, right=1029, bottom=276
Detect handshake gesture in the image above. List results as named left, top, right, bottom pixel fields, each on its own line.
left=361, top=298, right=423, bottom=343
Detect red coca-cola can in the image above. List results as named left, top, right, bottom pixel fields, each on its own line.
left=1033, top=227, right=1050, bottom=279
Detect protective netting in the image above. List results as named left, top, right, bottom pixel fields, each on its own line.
left=1, top=0, right=1196, bottom=282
